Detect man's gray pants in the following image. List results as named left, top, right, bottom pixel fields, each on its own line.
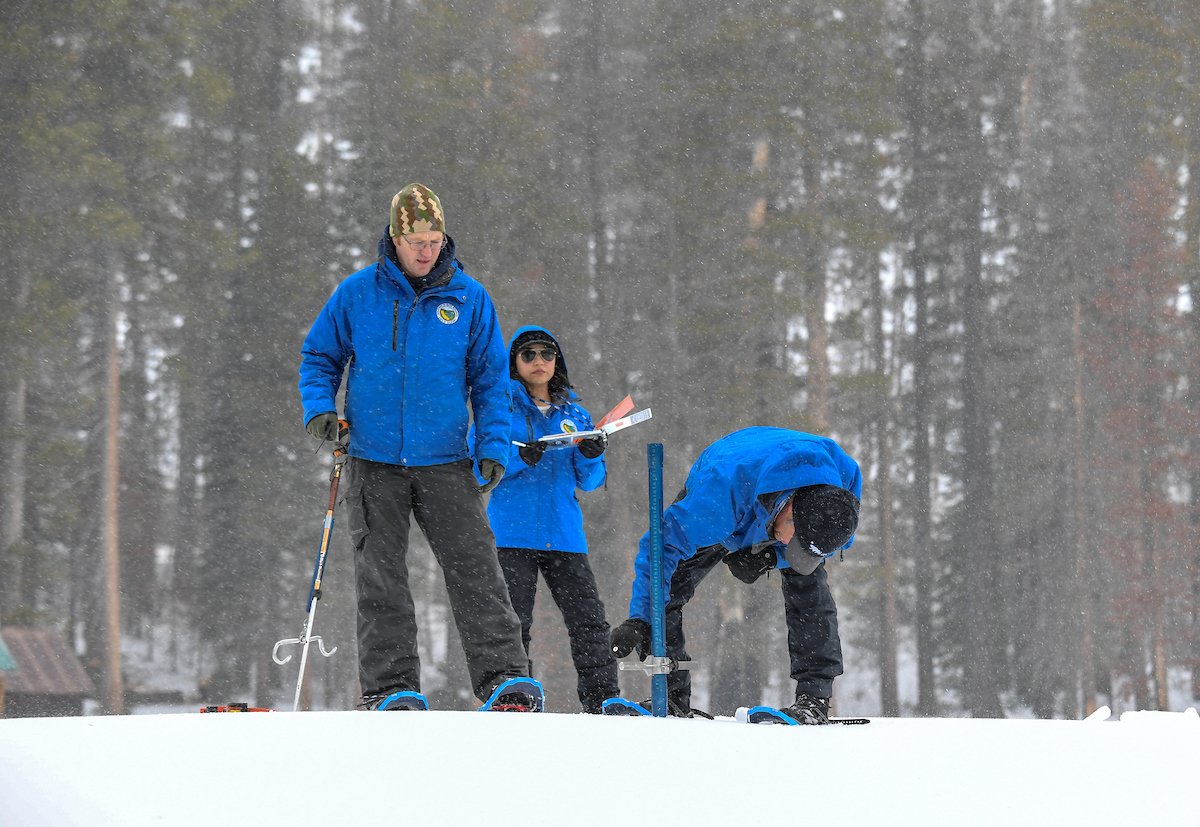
left=345, top=457, right=528, bottom=701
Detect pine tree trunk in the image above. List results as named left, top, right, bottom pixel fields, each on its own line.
left=1070, top=272, right=1097, bottom=716
left=904, top=0, right=937, bottom=716
left=959, top=97, right=1003, bottom=717
left=102, top=258, right=125, bottom=715
left=871, top=254, right=900, bottom=717
left=800, top=154, right=830, bottom=433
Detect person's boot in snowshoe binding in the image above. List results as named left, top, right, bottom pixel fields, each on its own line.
left=491, top=691, right=538, bottom=712
left=358, top=688, right=429, bottom=711
left=780, top=694, right=830, bottom=725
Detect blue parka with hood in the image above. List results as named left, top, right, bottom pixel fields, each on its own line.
left=299, top=233, right=511, bottom=467
left=628, top=427, right=862, bottom=622
left=478, top=326, right=606, bottom=554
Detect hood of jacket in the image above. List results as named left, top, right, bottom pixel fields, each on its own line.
left=508, top=324, right=573, bottom=402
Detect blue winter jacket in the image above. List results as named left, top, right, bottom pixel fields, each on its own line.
left=298, top=235, right=511, bottom=467
left=628, top=427, right=863, bottom=622
left=475, top=326, right=606, bottom=553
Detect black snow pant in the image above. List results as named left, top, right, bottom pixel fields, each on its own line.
left=663, top=546, right=843, bottom=710
left=345, top=458, right=528, bottom=702
left=497, top=548, right=620, bottom=713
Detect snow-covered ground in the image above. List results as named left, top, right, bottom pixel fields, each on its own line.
left=1, top=706, right=1197, bottom=826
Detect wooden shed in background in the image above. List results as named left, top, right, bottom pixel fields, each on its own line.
left=0, top=627, right=94, bottom=718
left=0, top=634, right=16, bottom=716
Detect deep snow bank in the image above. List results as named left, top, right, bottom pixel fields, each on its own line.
left=1, top=707, right=1197, bottom=826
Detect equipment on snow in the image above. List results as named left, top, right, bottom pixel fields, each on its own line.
left=601, top=697, right=652, bottom=716
left=272, top=420, right=350, bottom=712
left=735, top=705, right=871, bottom=726
left=601, top=697, right=711, bottom=719
left=361, top=690, right=430, bottom=711
left=479, top=677, right=545, bottom=712
left=609, top=444, right=696, bottom=718
left=199, top=703, right=272, bottom=713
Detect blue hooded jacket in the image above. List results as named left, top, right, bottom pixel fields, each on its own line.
left=628, top=427, right=862, bottom=622
left=478, top=326, right=606, bottom=553
left=298, top=234, right=511, bottom=467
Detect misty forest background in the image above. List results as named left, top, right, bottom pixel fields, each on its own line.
left=4, top=0, right=1200, bottom=719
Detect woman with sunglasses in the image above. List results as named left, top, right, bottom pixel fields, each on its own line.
left=479, top=325, right=620, bottom=713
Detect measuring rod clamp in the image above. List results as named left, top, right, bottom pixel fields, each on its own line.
left=618, top=655, right=694, bottom=676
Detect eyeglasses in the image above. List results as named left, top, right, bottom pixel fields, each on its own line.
left=518, top=348, right=557, bottom=364
left=401, top=235, right=444, bottom=253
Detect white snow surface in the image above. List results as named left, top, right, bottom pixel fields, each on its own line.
left=1, top=706, right=1198, bottom=826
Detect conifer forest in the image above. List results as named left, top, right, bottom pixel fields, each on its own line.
left=3, top=0, right=1199, bottom=717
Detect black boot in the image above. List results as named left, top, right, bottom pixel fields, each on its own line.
left=780, top=694, right=830, bottom=725
left=358, top=689, right=429, bottom=711
left=491, top=691, right=538, bottom=712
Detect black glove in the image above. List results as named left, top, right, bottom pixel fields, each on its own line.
left=306, top=412, right=339, bottom=440
left=724, top=545, right=778, bottom=584
left=476, top=459, right=505, bottom=494
left=610, top=618, right=651, bottom=660
left=577, top=433, right=607, bottom=459
left=518, top=441, right=546, bottom=467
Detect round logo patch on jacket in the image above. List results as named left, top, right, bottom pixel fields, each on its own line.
left=436, top=303, right=459, bottom=324
left=560, top=419, right=578, bottom=433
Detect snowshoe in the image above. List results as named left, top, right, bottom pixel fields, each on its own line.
left=360, top=690, right=429, bottom=711
left=736, top=698, right=870, bottom=726
left=737, top=695, right=828, bottom=725
left=479, top=677, right=545, bottom=712
left=601, top=697, right=651, bottom=716
left=601, top=696, right=712, bottom=719
left=199, top=702, right=271, bottom=713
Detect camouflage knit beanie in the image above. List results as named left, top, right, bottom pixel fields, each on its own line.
left=389, top=183, right=445, bottom=236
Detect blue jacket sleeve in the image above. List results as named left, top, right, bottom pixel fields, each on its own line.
left=298, top=286, right=350, bottom=426
left=573, top=450, right=606, bottom=491
left=499, top=411, right=538, bottom=481
left=470, top=421, right=530, bottom=484
left=466, top=289, right=512, bottom=466
left=627, top=508, right=693, bottom=623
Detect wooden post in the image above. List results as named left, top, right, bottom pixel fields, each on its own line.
left=102, top=268, right=125, bottom=715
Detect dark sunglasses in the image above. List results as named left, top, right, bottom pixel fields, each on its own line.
left=518, top=348, right=557, bottom=364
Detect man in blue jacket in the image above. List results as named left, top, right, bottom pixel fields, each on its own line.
left=610, top=427, right=862, bottom=723
left=299, top=183, right=532, bottom=711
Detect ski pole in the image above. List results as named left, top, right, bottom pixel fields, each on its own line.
left=272, top=420, right=349, bottom=711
